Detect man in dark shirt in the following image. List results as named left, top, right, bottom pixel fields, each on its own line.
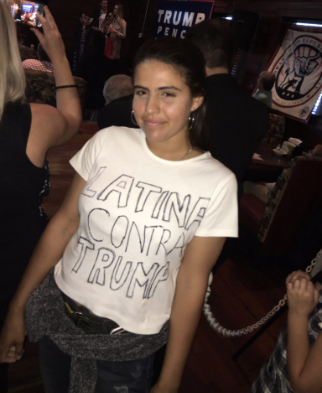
left=89, top=0, right=109, bottom=30
left=187, top=20, right=269, bottom=272
left=186, top=20, right=269, bottom=197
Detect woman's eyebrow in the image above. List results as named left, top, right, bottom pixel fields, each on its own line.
left=158, top=86, right=181, bottom=91
left=133, top=85, right=148, bottom=90
left=133, top=85, right=181, bottom=91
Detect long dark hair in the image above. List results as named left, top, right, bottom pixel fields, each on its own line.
left=133, top=38, right=209, bottom=151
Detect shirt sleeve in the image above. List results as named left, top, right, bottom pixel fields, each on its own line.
left=69, top=128, right=110, bottom=181
left=195, top=173, right=238, bottom=238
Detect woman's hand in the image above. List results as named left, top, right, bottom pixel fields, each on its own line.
left=0, top=312, right=25, bottom=363
left=286, top=270, right=311, bottom=285
left=287, top=278, right=319, bottom=318
left=30, top=6, right=66, bottom=64
left=110, top=27, right=118, bottom=34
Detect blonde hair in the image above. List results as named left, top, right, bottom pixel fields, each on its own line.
left=0, top=2, right=26, bottom=121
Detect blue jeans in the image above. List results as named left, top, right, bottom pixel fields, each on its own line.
left=38, top=336, right=155, bottom=393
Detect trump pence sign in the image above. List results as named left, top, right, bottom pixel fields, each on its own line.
left=153, top=1, right=214, bottom=39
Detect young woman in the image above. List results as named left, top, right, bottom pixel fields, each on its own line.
left=0, top=4, right=82, bottom=392
left=109, top=4, right=126, bottom=60
left=0, top=38, right=237, bottom=393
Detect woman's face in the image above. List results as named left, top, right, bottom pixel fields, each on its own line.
left=132, top=60, right=203, bottom=147
left=113, top=5, right=118, bottom=15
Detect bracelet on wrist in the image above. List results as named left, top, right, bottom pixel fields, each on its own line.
left=55, top=84, right=78, bottom=90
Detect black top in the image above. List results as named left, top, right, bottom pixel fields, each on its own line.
left=205, top=74, right=269, bottom=195
left=0, top=102, right=50, bottom=223
left=97, top=94, right=140, bottom=129
left=0, top=102, right=49, bottom=297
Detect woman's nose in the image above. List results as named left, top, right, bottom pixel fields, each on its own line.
left=145, top=95, right=160, bottom=114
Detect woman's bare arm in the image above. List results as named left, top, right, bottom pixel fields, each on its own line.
left=287, top=276, right=321, bottom=393
left=118, top=19, right=126, bottom=38
left=151, top=236, right=226, bottom=393
left=26, top=7, right=82, bottom=167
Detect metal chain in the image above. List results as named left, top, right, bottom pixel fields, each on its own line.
left=203, top=248, right=322, bottom=337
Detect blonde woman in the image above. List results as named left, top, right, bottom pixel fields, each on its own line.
left=109, top=4, right=126, bottom=60
left=0, top=5, right=81, bottom=391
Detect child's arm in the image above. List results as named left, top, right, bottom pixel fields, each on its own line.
left=287, top=271, right=321, bottom=393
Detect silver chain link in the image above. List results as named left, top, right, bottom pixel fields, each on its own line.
left=203, top=248, right=322, bottom=337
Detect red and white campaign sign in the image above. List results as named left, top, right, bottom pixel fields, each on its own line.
left=267, top=29, right=322, bottom=122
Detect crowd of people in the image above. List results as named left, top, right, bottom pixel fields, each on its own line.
left=0, top=2, right=322, bottom=393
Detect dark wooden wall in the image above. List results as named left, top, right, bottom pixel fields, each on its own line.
left=47, top=0, right=322, bottom=148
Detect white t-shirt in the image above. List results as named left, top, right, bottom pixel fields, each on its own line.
left=99, top=13, right=107, bottom=30
left=55, top=127, right=238, bottom=334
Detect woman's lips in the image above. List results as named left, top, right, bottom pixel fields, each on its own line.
left=144, top=120, right=164, bottom=127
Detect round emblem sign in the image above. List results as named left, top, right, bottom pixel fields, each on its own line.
left=272, top=34, right=322, bottom=108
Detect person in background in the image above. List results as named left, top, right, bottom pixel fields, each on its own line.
left=71, top=0, right=110, bottom=73
left=98, top=74, right=134, bottom=129
left=22, top=43, right=54, bottom=73
left=87, top=0, right=109, bottom=32
left=75, top=31, right=115, bottom=121
left=102, top=74, right=133, bottom=105
left=0, top=37, right=237, bottom=393
left=186, top=19, right=269, bottom=273
left=253, top=71, right=276, bottom=108
left=249, top=268, right=322, bottom=393
left=0, top=5, right=82, bottom=392
left=186, top=19, right=269, bottom=198
left=109, top=4, right=126, bottom=61
left=71, top=15, right=92, bottom=74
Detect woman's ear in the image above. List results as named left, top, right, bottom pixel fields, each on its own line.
left=191, top=95, right=204, bottom=112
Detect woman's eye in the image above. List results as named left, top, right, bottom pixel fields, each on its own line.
left=135, top=90, right=147, bottom=97
left=162, top=92, right=175, bottom=98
